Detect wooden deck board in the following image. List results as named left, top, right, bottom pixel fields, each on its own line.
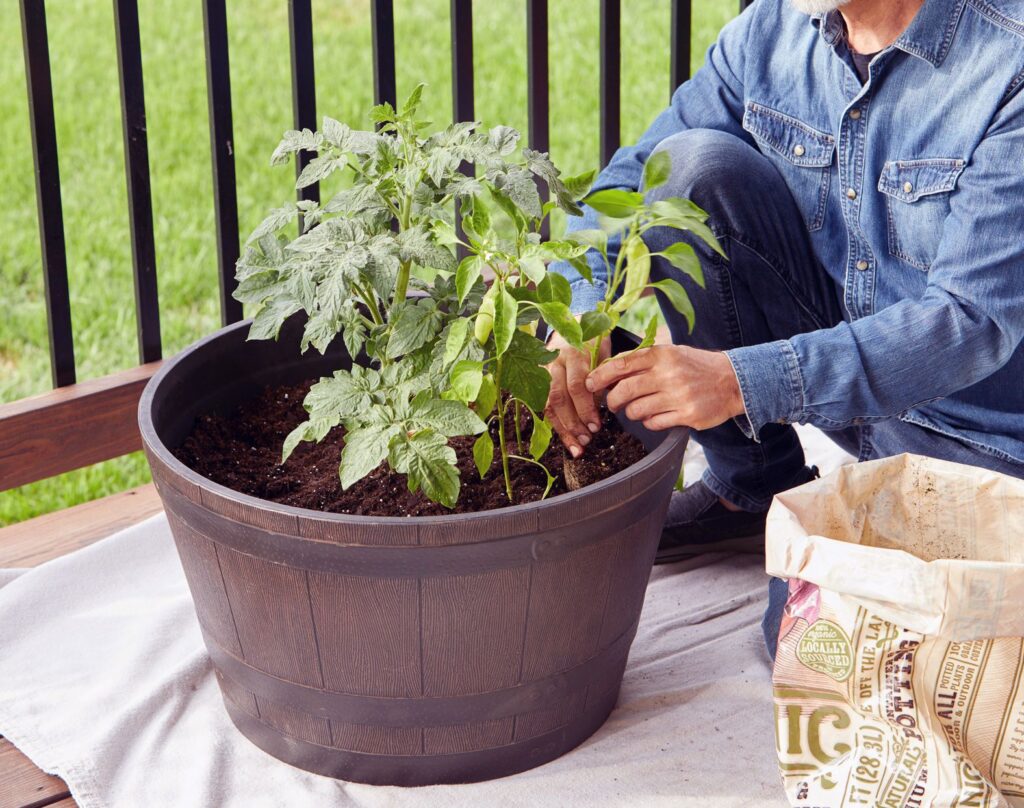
left=1, top=486, right=163, bottom=806
left=0, top=738, right=70, bottom=808
left=0, top=484, right=162, bottom=568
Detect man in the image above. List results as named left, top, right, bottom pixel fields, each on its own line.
left=546, top=0, right=1024, bottom=655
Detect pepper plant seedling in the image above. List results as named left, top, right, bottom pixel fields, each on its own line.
left=565, top=149, right=725, bottom=370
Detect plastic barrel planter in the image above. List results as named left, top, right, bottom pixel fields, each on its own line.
left=139, top=316, right=689, bottom=786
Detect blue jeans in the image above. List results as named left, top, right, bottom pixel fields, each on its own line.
left=644, top=129, right=1024, bottom=658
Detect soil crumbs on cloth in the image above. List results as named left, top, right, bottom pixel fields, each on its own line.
left=174, top=381, right=648, bottom=516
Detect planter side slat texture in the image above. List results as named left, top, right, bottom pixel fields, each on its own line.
left=140, top=317, right=687, bottom=785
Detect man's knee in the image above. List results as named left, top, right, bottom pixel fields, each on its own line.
left=647, top=128, right=767, bottom=206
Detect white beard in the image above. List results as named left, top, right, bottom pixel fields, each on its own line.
left=788, top=0, right=849, bottom=14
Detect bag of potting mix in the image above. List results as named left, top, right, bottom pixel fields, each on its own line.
left=766, top=453, right=1024, bottom=808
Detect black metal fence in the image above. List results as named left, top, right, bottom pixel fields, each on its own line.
left=18, top=0, right=755, bottom=390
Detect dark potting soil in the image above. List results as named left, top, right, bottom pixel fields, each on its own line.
left=174, top=380, right=648, bottom=516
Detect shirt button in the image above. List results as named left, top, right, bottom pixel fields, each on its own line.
left=856, top=260, right=869, bottom=271
left=849, top=109, right=862, bottom=120
left=793, top=144, right=806, bottom=157
left=846, top=188, right=858, bottom=200
left=903, top=181, right=914, bottom=194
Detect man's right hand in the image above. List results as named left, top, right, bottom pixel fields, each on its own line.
left=544, top=331, right=611, bottom=458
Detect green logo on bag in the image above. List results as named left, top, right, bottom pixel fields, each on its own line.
left=797, top=620, right=854, bottom=682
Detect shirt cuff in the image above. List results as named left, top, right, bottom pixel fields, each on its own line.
left=568, top=279, right=607, bottom=316
left=724, top=340, right=805, bottom=441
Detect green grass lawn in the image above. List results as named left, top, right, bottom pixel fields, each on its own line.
left=0, top=0, right=736, bottom=526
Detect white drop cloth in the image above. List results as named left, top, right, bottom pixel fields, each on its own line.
left=0, top=425, right=851, bottom=808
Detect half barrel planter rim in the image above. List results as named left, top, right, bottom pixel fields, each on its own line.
left=138, top=317, right=687, bottom=538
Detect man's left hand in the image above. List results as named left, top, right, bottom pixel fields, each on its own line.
left=584, top=345, right=746, bottom=432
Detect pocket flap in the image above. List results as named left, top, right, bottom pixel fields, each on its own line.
left=742, top=102, right=835, bottom=168
left=878, top=159, right=965, bottom=202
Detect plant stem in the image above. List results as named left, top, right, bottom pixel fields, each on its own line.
left=392, top=190, right=416, bottom=303
left=495, top=359, right=514, bottom=502
left=355, top=280, right=384, bottom=325
left=509, top=455, right=556, bottom=500
left=393, top=259, right=412, bottom=305
left=513, top=400, right=523, bottom=453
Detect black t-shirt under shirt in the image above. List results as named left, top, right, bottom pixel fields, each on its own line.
left=850, top=49, right=876, bottom=83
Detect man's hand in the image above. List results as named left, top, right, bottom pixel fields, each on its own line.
left=585, top=344, right=746, bottom=431
left=545, top=331, right=611, bottom=458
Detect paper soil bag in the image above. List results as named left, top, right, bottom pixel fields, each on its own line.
left=766, top=453, right=1024, bottom=808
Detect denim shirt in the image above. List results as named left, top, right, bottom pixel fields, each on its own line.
left=553, top=0, right=1024, bottom=466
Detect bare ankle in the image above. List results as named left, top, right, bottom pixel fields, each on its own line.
left=718, top=496, right=743, bottom=512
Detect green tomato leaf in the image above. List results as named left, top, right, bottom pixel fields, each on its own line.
left=247, top=297, right=301, bottom=341
left=412, top=398, right=487, bottom=437
left=493, top=166, right=543, bottom=219
left=529, top=412, right=553, bottom=461
left=296, top=154, right=344, bottom=190
left=450, top=359, right=484, bottom=403
left=488, top=125, right=520, bottom=155
left=493, top=283, right=518, bottom=356
left=537, top=302, right=582, bottom=350
left=246, top=204, right=299, bottom=245
left=281, top=417, right=334, bottom=464
left=270, top=129, right=324, bottom=166
left=580, top=310, right=614, bottom=342
left=642, top=149, right=672, bottom=191
left=233, top=270, right=283, bottom=304
left=304, top=367, right=378, bottom=420
left=389, top=430, right=460, bottom=508
left=582, top=189, right=645, bottom=219
left=473, top=432, right=494, bottom=478
left=387, top=299, right=443, bottom=359
left=650, top=277, right=696, bottom=333
left=339, top=425, right=399, bottom=489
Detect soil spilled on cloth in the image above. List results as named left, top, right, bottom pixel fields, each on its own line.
left=174, top=380, right=647, bottom=516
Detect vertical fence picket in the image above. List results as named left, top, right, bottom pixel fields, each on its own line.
left=526, top=0, right=550, bottom=237
left=599, top=0, right=621, bottom=167
left=450, top=0, right=473, bottom=254
left=450, top=0, right=474, bottom=126
left=202, top=0, right=242, bottom=325
left=670, top=0, right=692, bottom=98
left=289, top=0, right=318, bottom=228
left=20, top=0, right=75, bottom=387
left=113, top=0, right=161, bottom=363
left=526, top=0, right=549, bottom=154
left=371, top=0, right=397, bottom=108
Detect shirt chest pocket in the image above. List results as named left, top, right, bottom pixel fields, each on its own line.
left=878, top=159, right=965, bottom=271
left=742, top=102, right=835, bottom=232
